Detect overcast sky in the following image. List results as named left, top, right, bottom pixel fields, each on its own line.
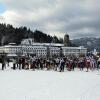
left=0, top=0, right=100, bottom=39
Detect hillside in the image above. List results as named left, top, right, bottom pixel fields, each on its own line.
left=0, top=23, right=63, bottom=45
left=72, top=37, right=100, bottom=51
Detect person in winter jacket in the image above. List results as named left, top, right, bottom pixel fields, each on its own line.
left=1, top=58, right=5, bottom=70
left=85, top=57, right=91, bottom=72
left=59, top=58, right=65, bottom=72
left=79, top=58, right=84, bottom=71
left=55, top=58, right=60, bottom=71
left=97, top=57, right=100, bottom=70
left=13, top=58, right=16, bottom=70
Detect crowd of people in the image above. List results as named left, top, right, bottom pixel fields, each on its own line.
left=0, top=55, right=100, bottom=72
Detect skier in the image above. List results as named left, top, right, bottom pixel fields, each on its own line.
left=40, top=59, right=43, bottom=70
left=59, top=58, right=65, bottom=72
left=46, top=59, right=50, bottom=70
left=22, top=57, right=25, bottom=69
left=71, top=59, right=76, bottom=71
left=13, top=58, right=16, bottom=70
left=1, top=57, right=5, bottom=70
left=90, top=57, right=97, bottom=71
left=32, top=57, right=36, bottom=71
left=55, top=58, right=60, bottom=71
left=79, top=58, right=84, bottom=71
left=85, top=57, right=91, bottom=72
left=7, top=58, right=10, bottom=67
left=97, top=57, right=100, bottom=70
left=18, top=58, right=22, bottom=70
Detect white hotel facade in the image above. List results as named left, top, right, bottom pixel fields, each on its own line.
left=0, top=38, right=87, bottom=57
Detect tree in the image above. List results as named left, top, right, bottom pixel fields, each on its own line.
left=0, top=23, right=63, bottom=45
left=52, top=36, right=59, bottom=43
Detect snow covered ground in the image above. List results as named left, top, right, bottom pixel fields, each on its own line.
left=0, top=63, right=100, bottom=100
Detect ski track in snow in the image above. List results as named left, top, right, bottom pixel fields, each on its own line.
left=79, top=83, right=100, bottom=100
left=78, top=83, right=100, bottom=100
left=0, top=63, right=100, bottom=100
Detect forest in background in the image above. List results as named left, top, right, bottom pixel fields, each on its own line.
left=0, top=23, right=63, bottom=45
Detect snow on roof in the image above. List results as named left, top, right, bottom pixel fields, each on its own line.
left=62, top=46, right=87, bottom=49
left=29, top=43, right=64, bottom=47
left=7, top=54, right=17, bottom=57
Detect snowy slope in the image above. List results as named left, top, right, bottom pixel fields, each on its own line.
left=0, top=65, right=100, bottom=100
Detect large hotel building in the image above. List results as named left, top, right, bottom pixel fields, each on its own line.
left=0, top=34, right=87, bottom=58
